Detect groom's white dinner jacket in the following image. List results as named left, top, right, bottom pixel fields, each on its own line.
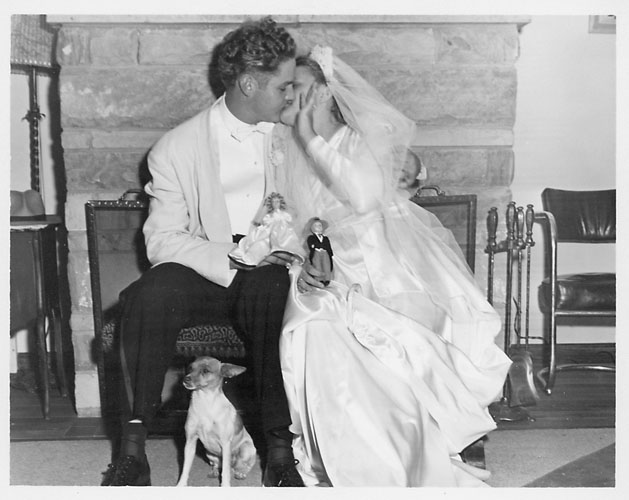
left=143, top=97, right=276, bottom=288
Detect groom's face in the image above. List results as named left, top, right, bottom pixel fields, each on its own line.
left=280, top=66, right=316, bottom=126
left=250, top=58, right=296, bottom=123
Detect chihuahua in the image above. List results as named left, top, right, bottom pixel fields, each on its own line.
left=176, top=356, right=256, bottom=487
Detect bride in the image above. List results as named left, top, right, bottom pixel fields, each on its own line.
left=270, top=46, right=511, bottom=487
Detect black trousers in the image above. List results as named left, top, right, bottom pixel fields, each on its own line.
left=117, top=262, right=291, bottom=433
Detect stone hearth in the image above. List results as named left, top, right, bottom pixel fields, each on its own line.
left=48, top=14, right=529, bottom=416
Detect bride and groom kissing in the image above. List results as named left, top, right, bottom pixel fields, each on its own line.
left=101, top=16, right=510, bottom=488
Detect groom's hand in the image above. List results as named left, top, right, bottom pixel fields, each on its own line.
left=229, top=255, right=255, bottom=270
left=259, top=250, right=296, bottom=268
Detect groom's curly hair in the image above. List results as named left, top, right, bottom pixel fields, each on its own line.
left=217, top=17, right=296, bottom=89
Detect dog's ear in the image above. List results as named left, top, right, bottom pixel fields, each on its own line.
left=220, top=363, right=247, bottom=379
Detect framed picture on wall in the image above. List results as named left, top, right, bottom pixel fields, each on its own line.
left=589, top=15, right=616, bottom=34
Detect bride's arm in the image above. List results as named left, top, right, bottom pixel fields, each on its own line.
left=295, top=83, right=384, bottom=214
left=305, top=134, right=384, bottom=214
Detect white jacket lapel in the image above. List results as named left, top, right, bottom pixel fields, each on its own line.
left=197, top=102, right=233, bottom=243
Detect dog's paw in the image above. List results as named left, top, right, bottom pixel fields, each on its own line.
left=233, top=457, right=255, bottom=480
left=206, top=457, right=221, bottom=478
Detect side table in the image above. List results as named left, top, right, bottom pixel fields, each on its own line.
left=10, top=215, right=68, bottom=419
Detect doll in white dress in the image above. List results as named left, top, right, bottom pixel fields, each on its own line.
left=229, top=192, right=304, bottom=267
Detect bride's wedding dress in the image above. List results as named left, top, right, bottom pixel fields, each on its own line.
left=276, top=125, right=511, bottom=487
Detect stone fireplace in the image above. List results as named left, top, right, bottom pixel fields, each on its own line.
left=48, top=14, right=529, bottom=416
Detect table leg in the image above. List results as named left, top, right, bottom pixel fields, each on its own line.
left=32, top=232, right=50, bottom=419
left=45, top=226, right=69, bottom=398
left=50, top=306, right=68, bottom=397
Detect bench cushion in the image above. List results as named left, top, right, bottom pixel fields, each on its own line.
left=100, top=320, right=246, bottom=359
left=539, top=272, right=616, bottom=312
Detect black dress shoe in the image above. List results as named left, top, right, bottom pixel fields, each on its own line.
left=263, top=460, right=305, bottom=487
left=101, top=454, right=151, bottom=486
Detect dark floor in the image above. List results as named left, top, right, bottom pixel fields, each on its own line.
left=492, top=343, right=616, bottom=430
left=524, top=443, right=615, bottom=487
left=10, top=343, right=615, bottom=442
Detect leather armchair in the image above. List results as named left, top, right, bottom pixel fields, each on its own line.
left=535, top=188, right=616, bottom=394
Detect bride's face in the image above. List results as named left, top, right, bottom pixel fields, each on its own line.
left=280, top=66, right=316, bottom=126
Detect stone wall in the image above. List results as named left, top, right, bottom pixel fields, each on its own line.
left=49, top=15, right=529, bottom=416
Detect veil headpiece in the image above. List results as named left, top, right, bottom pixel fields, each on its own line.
left=271, top=45, right=478, bottom=325
left=310, top=45, right=334, bottom=83
left=311, top=45, right=416, bottom=193
left=273, top=45, right=418, bottom=231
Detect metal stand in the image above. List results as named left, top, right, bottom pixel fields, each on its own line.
left=488, top=399, right=534, bottom=422
left=23, top=66, right=45, bottom=192
left=486, top=203, right=540, bottom=423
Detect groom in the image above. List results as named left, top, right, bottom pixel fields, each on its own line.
left=102, top=17, right=304, bottom=487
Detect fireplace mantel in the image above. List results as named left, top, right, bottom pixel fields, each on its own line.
left=49, top=15, right=531, bottom=28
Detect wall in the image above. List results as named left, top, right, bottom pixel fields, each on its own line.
left=48, top=14, right=530, bottom=415
left=511, top=16, right=616, bottom=344
left=13, top=14, right=613, bottom=416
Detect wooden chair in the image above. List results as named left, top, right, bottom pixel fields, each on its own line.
left=88, top=188, right=484, bottom=460
left=534, top=188, right=616, bottom=394
left=411, top=186, right=477, bottom=270
left=85, top=191, right=246, bottom=419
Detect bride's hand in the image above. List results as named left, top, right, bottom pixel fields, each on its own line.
left=296, top=261, right=326, bottom=293
left=295, top=83, right=318, bottom=148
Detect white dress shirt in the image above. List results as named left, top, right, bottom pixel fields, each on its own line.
left=215, top=96, right=272, bottom=235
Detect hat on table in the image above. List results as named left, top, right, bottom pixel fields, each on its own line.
left=10, top=189, right=45, bottom=218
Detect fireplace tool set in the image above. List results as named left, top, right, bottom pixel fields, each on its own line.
left=486, top=202, right=541, bottom=422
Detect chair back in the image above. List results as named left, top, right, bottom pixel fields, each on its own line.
left=411, top=190, right=477, bottom=272
left=541, top=188, right=615, bottom=243
left=85, top=191, right=150, bottom=331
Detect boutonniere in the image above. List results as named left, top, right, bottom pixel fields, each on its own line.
left=269, top=131, right=286, bottom=169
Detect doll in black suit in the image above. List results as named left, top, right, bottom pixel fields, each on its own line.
left=306, top=217, right=333, bottom=285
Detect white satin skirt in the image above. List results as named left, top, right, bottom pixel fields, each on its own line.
left=280, top=276, right=509, bottom=487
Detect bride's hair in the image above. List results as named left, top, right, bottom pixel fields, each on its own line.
left=296, top=55, right=346, bottom=125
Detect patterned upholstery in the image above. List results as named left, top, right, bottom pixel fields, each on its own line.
left=100, top=319, right=246, bottom=359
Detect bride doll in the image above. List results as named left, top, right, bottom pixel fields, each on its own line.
left=271, top=46, right=511, bottom=487
left=229, top=192, right=304, bottom=267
